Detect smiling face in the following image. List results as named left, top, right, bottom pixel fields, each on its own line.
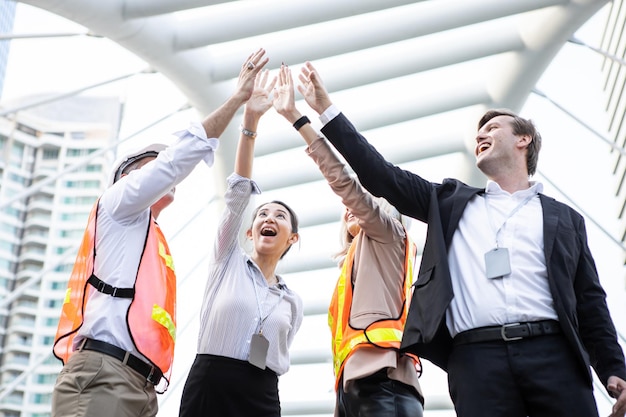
left=475, top=115, right=528, bottom=178
left=343, top=207, right=361, bottom=238
left=247, top=202, right=298, bottom=259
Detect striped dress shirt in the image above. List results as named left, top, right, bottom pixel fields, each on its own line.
left=196, top=173, right=303, bottom=375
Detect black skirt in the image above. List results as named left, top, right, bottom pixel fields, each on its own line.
left=179, top=354, right=280, bottom=417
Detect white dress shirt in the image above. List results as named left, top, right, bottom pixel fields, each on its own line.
left=317, top=105, right=558, bottom=337
left=76, top=121, right=219, bottom=362
left=446, top=180, right=558, bottom=336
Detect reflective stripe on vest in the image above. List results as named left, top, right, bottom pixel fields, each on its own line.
left=52, top=200, right=177, bottom=391
left=127, top=218, right=177, bottom=381
left=328, top=231, right=418, bottom=389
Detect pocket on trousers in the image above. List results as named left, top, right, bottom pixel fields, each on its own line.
left=61, top=351, right=106, bottom=392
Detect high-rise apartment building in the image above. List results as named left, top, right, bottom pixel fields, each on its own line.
left=0, top=95, right=120, bottom=417
left=0, top=0, right=17, bottom=99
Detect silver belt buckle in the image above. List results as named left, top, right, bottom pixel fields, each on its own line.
left=147, top=366, right=156, bottom=384
left=500, top=323, right=523, bottom=341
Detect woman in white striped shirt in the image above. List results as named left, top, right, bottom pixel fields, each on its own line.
left=178, top=64, right=304, bottom=417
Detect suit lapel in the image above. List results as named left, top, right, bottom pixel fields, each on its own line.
left=444, top=185, right=484, bottom=245
left=540, top=194, right=559, bottom=263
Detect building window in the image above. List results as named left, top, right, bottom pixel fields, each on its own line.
left=0, top=277, right=9, bottom=289
left=45, top=317, right=59, bottom=326
left=32, top=393, right=52, bottom=404
left=41, top=335, right=55, bottom=345
left=2, top=206, right=22, bottom=219
left=64, top=180, right=100, bottom=189
left=0, top=222, right=19, bottom=234
left=63, top=196, right=96, bottom=205
left=59, top=212, right=89, bottom=222
left=0, top=240, right=16, bottom=254
left=58, top=230, right=83, bottom=239
left=0, top=258, right=15, bottom=272
left=42, top=148, right=59, bottom=160
left=36, top=373, right=58, bottom=384
left=9, top=143, right=24, bottom=169
left=84, top=164, right=102, bottom=172
left=66, top=148, right=97, bottom=157
left=8, top=172, right=28, bottom=186
left=54, top=263, right=74, bottom=273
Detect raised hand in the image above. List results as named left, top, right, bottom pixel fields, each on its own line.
left=273, top=64, right=300, bottom=122
left=233, top=48, right=270, bottom=105
left=245, top=69, right=277, bottom=119
left=297, top=62, right=333, bottom=115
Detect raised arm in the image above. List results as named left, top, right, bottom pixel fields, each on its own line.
left=295, top=61, right=433, bottom=222
left=272, top=64, right=319, bottom=146
left=297, top=61, right=334, bottom=116
left=273, top=64, right=398, bottom=241
left=201, top=48, right=269, bottom=140
left=234, top=68, right=276, bottom=178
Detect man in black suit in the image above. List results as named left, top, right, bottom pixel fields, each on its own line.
left=293, top=61, right=626, bottom=417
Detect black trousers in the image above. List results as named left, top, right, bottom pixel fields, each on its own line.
left=448, top=333, right=599, bottom=417
left=337, top=368, right=424, bottom=417
left=179, top=354, right=280, bottom=417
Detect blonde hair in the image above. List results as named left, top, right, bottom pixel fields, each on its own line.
left=333, top=196, right=409, bottom=267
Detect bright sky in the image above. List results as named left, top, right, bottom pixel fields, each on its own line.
left=2, top=3, right=626, bottom=417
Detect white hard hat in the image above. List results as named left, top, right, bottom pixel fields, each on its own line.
left=108, top=143, right=168, bottom=186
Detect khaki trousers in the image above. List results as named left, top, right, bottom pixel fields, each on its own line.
left=52, top=349, right=158, bottom=417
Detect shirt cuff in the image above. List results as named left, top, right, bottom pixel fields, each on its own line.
left=319, top=104, right=340, bottom=126
left=227, top=172, right=261, bottom=195
left=173, top=121, right=220, bottom=167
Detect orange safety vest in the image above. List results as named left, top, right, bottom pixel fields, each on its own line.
left=328, top=232, right=419, bottom=390
left=52, top=200, right=177, bottom=391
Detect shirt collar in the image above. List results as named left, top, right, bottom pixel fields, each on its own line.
left=246, top=257, right=286, bottom=289
left=485, top=179, right=543, bottom=196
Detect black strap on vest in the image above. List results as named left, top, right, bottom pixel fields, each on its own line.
left=87, top=274, right=135, bottom=299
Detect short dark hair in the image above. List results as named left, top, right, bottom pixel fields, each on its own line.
left=251, top=200, right=299, bottom=258
left=478, top=109, right=542, bottom=176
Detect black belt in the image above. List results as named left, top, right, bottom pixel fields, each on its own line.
left=453, top=320, right=561, bottom=345
left=80, top=339, right=162, bottom=385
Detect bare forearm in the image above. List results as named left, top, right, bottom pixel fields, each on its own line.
left=296, top=118, right=319, bottom=147
left=201, top=93, right=248, bottom=139
left=276, top=107, right=318, bottom=147
left=234, top=134, right=255, bottom=179
left=234, top=108, right=262, bottom=178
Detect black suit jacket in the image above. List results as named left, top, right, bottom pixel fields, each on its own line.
left=321, top=112, right=626, bottom=387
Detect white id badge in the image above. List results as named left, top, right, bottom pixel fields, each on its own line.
left=485, top=247, right=511, bottom=279
left=248, top=333, right=269, bottom=370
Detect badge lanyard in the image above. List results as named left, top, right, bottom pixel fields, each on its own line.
left=248, top=277, right=284, bottom=369
left=483, top=193, right=536, bottom=279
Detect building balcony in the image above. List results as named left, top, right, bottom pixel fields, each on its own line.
left=23, top=215, right=50, bottom=229
left=26, top=198, right=53, bottom=212
left=17, top=248, right=46, bottom=265
left=21, top=229, right=48, bottom=246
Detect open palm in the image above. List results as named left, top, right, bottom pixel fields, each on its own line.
left=273, top=65, right=297, bottom=117
left=246, top=69, right=276, bottom=117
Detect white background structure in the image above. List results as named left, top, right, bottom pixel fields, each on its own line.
left=0, top=1, right=625, bottom=416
